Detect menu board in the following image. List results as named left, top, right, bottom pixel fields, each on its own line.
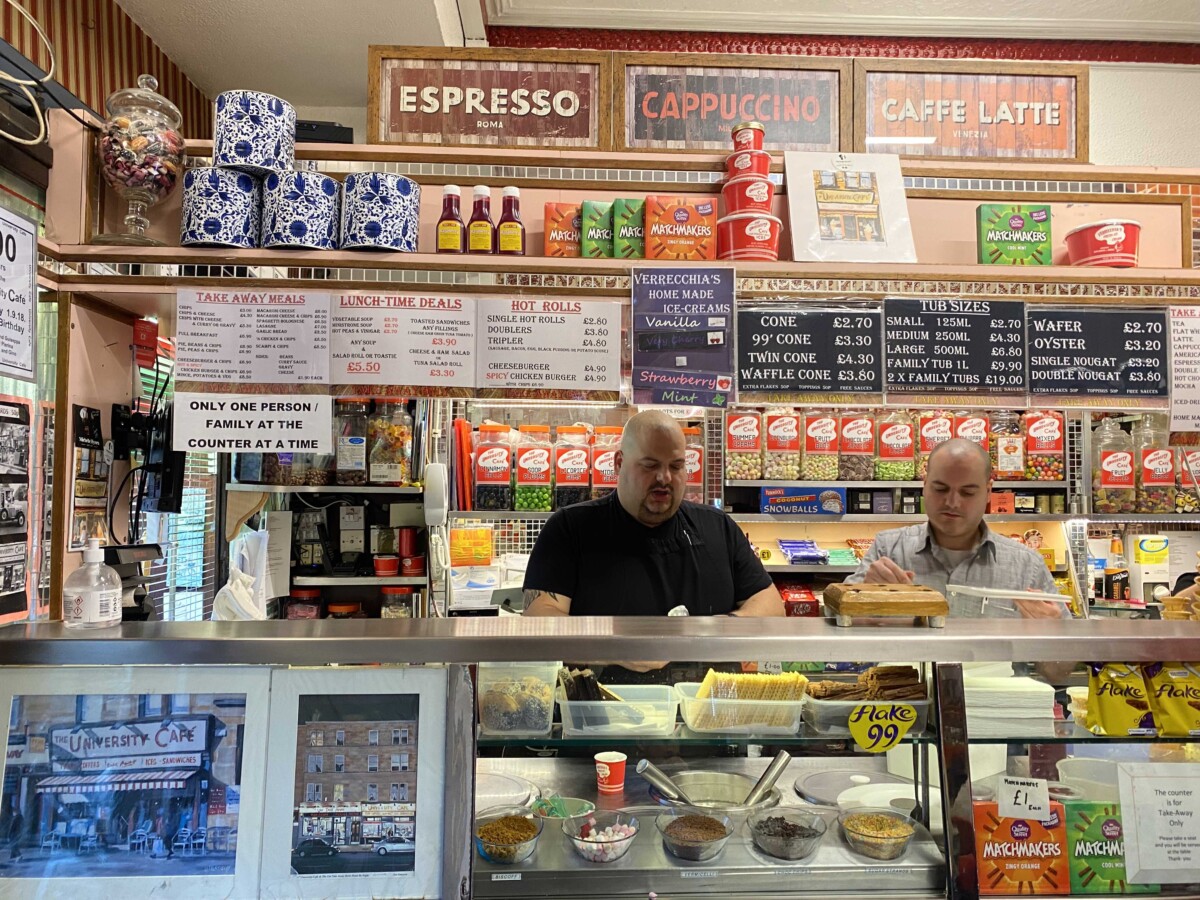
left=477, top=299, right=621, bottom=398
left=330, top=293, right=475, bottom=391
left=1171, top=306, right=1200, bottom=431
left=176, top=289, right=330, bottom=384
left=883, top=297, right=1026, bottom=394
left=1027, top=308, right=1169, bottom=400
left=737, top=307, right=882, bottom=398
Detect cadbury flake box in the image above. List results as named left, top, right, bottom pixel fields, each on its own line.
left=977, top=204, right=1052, bottom=265
left=1066, top=802, right=1158, bottom=894
left=543, top=203, right=582, bottom=257
left=581, top=200, right=614, bottom=258
left=612, top=198, right=645, bottom=258
left=974, top=801, right=1069, bottom=895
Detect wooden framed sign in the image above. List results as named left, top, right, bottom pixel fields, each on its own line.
left=854, top=60, right=1088, bottom=162
left=368, top=46, right=612, bottom=149
left=616, top=52, right=851, bottom=153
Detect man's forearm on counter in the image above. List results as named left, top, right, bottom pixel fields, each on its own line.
left=522, top=589, right=572, bottom=616
left=735, top=584, right=786, bottom=617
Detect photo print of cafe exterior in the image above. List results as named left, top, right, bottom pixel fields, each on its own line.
left=293, top=693, right=419, bottom=856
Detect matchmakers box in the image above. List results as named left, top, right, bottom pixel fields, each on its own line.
left=760, top=486, right=846, bottom=515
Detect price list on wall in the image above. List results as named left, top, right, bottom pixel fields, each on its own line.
left=883, top=297, right=1027, bottom=395
left=1027, top=308, right=1168, bottom=399
left=736, top=308, right=882, bottom=395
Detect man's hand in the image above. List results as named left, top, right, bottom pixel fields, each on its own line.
left=1016, top=598, right=1066, bottom=619
left=862, top=557, right=915, bottom=584
left=615, top=661, right=670, bottom=673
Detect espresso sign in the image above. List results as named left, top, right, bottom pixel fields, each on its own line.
left=369, top=46, right=611, bottom=149
left=855, top=60, right=1087, bottom=162
left=617, top=53, right=850, bottom=152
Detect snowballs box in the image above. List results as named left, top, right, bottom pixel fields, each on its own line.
left=760, top=486, right=845, bottom=515
left=977, top=203, right=1052, bottom=265
left=974, top=801, right=1068, bottom=895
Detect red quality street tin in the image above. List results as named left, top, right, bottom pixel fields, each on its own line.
left=1065, top=219, right=1141, bottom=268
left=717, top=212, right=781, bottom=261
left=724, top=149, right=772, bottom=180
left=721, top=175, right=775, bottom=214
left=731, top=120, right=766, bottom=151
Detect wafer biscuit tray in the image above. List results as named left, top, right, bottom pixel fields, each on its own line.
left=822, top=583, right=949, bottom=628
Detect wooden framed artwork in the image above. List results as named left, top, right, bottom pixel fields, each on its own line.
left=368, top=46, right=613, bottom=150
left=853, top=59, right=1089, bottom=163
left=614, top=52, right=852, bottom=153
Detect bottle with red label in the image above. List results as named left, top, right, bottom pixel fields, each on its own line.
left=725, top=409, right=763, bottom=481
left=953, top=410, right=990, bottom=452
left=683, top=426, right=705, bottom=504
left=1133, top=413, right=1175, bottom=513
left=1022, top=409, right=1065, bottom=482
left=554, top=425, right=591, bottom=509
left=1092, top=417, right=1135, bottom=513
left=591, top=425, right=622, bottom=500
left=514, top=425, right=553, bottom=511
left=916, top=409, right=953, bottom=479
left=875, top=409, right=915, bottom=480
left=839, top=410, right=876, bottom=481
left=801, top=409, right=839, bottom=481
left=763, top=408, right=800, bottom=480
left=474, top=424, right=514, bottom=511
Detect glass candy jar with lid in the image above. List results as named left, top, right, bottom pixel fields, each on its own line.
left=335, top=398, right=371, bottom=485
left=96, top=75, right=185, bottom=245
left=368, top=398, right=413, bottom=486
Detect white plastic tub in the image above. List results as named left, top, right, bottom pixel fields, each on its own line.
left=676, top=682, right=805, bottom=735
left=804, top=695, right=931, bottom=736
left=558, top=684, right=678, bottom=737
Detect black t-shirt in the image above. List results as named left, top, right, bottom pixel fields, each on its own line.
left=521, top=492, right=773, bottom=616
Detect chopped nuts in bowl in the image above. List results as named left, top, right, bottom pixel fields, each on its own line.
left=838, top=807, right=917, bottom=861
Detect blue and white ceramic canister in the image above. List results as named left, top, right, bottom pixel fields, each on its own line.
left=260, top=170, right=340, bottom=250
left=213, top=89, right=296, bottom=176
left=179, top=166, right=260, bottom=248
left=340, top=172, right=421, bottom=252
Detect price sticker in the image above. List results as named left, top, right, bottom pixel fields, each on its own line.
left=997, top=775, right=1051, bottom=821
left=847, top=703, right=917, bottom=753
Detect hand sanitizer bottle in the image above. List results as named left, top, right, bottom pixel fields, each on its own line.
left=62, top=538, right=122, bottom=628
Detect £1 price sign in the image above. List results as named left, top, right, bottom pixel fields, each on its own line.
left=847, top=703, right=917, bottom=753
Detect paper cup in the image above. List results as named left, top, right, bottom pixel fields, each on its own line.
left=374, top=555, right=400, bottom=576
left=594, top=751, right=627, bottom=793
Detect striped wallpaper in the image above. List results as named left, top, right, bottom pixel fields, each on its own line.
left=1, top=0, right=211, bottom=139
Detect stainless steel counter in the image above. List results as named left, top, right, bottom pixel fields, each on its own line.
left=473, top=757, right=945, bottom=900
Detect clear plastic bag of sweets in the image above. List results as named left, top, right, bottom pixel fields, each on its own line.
left=801, top=410, right=839, bottom=481
left=725, top=409, right=763, bottom=481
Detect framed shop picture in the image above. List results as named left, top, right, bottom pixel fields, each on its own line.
left=615, top=52, right=851, bottom=153
left=853, top=59, right=1089, bottom=162
left=0, top=666, right=270, bottom=899
left=258, top=666, right=455, bottom=899
left=368, top=46, right=613, bottom=149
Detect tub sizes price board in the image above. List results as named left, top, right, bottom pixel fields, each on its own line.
left=330, top=293, right=476, bottom=390
left=736, top=307, right=882, bottom=396
left=1027, top=308, right=1169, bottom=399
left=477, top=299, right=620, bottom=396
left=883, top=297, right=1026, bottom=394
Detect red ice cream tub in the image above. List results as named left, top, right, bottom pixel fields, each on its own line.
left=721, top=175, right=775, bottom=214
left=717, top=212, right=782, bottom=261
left=731, top=121, right=766, bottom=151
left=724, top=149, right=772, bottom=180
left=1065, top=219, right=1141, bottom=268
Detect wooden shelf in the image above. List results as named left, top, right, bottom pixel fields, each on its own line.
left=292, top=576, right=426, bottom=586
left=227, top=483, right=421, bottom=495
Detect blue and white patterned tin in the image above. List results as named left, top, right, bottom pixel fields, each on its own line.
left=179, top=167, right=261, bottom=248
left=260, top=170, right=340, bottom=250
left=340, top=172, right=421, bottom=252
left=213, top=90, right=296, bottom=176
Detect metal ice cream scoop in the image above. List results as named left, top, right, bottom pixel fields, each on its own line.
left=742, top=749, right=792, bottom=806
left=636, top=758, right=693, bottom=804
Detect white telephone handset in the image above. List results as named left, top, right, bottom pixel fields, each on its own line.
left=423, top=463, right=450, bottom=615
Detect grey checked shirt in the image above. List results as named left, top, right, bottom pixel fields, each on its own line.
left=844, top=523, right=1063, bottom=619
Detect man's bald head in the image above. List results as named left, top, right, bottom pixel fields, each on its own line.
left=923, top=438, right=993, bottom=549
left=927, top=438, right=992, bottom=481
left=616, top=410, right=687, bottom=527
left=620, top=409, right=685, bottom=457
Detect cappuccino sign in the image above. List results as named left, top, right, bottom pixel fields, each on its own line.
left=369, top=46, right=611, bottom=149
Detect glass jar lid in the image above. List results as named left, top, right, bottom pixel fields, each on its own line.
left=106, top=74, right=183, bottom=128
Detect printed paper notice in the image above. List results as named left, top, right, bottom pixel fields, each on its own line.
left=330, top=293, right=475, bottom=391
left=173, top=393, right=332, bottom=453
left=477, top=298, right=620, bottom=396
left=1118, top=762, right=1200, bottom=884
left=0, top=206, right=36, bottom=381
left=1171, top=306, right=1200, bottom=431
left=175, top=289, right=330, bottom=384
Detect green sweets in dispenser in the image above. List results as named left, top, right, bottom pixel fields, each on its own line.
left=612, top=198, right=645, bottom=258
left=581, top=200, right=614, bottom=258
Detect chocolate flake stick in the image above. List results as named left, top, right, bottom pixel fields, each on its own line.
left=1080, top=867, right=1097, bottom=886
left=987, top=867, right=1005, bottom=889
left=988, top=247, right=1003, bottom=263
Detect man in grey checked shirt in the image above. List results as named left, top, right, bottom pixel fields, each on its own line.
left=844, top=438, right=1068, bottom=620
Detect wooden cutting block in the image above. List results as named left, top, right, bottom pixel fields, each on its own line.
left=823, top=582, right=949, bottom=617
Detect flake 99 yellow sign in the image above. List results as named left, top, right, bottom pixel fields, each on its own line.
left=848, top=703, right=917, bottom=753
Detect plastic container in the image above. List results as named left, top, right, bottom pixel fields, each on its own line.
left=801, top=410, right=839, bottom=481
left=916, top=410, right=953, bottom=479
left=261, top=452, right=291, bottom=485
left=717, top=212, right=781, bottom=261
left=436, top=184, right=466, bottom=253
left=381, top=586, right=414, bottom=618
left=1065, top=219, right=1141, bottom=268
left=1175, top=441, right=1200, bottom=514
left=497, top=186, right=526, bottom=256
left=1023, top=409, right=1065, bottom=481
left=468, top=185, right=495, bottom=254
left=553, top=426, right=591, bottom=509
left=675, top=682, right=805, bottom=735
left=591, top=426, right=622, bottom=500
left=373, top=555, right=400, bottom=576
left=474, top=424, right=514, bottom=511
left=724, top=149, right=772, bottom=179
left=285, top=587, right=322, bottom=620
left=721, top=175, right=775, bottom=214
left=557, top=684, right=678, bottom=737
left=839, top=808, right=917, bottom=861
left=1092, top=418, right=1136, bottom=513
left=953, top=410, right=990, bottom=452
left=63, top=538, right=122, bottom=629
left=725, top=409, right=763, bottom=481
left=731, top=121, right=766, bottom=151
left=656, top=810, right=734, bottom=861
left=803, top=695, right=931, bottom=736
left=368, top=398, right=413, bottom=486
left=683, top=426, right=705, bottom=503
left=514, top=425, right=553, bottom=511
left=477, top=662, right=559, bottom=736
left=334, top=398, right=370, bottom=485
left=562, top=811, right=640, bottom=863
left=475, top=805, right=542, bottom=864
left=763, top=408, right=801, bottom=480
left=875, top=409, right=915, bottom=481
left=1134, top=412, right=1175, bottom=513
left=988, top=410, right=1023, bottom=479
left=747, top=808, right=827, bottom=861
left=531, top=797, right=595, bottom=819
left=838, top=411, right=875, bottom=481
left=327, top=601, right=363, bottom=619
